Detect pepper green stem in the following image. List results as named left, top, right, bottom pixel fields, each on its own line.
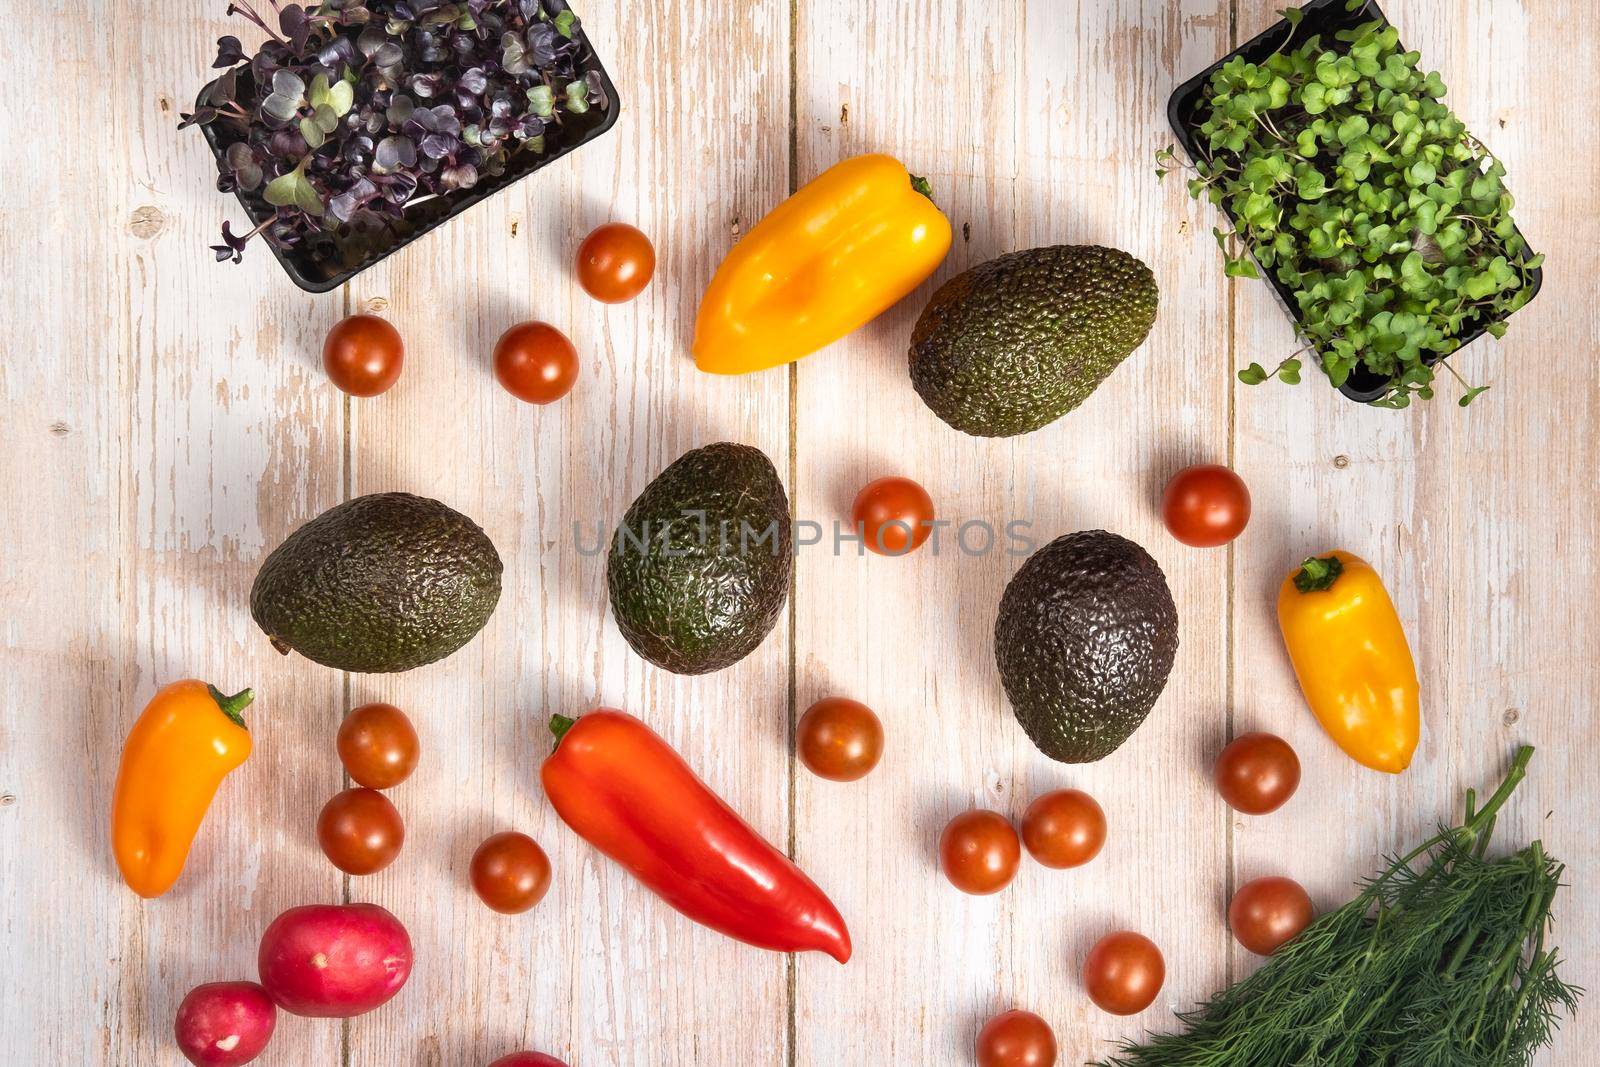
left=909, top=174, right=934, bottom=199
left=207, top=684, right=256, bottom=729
left=549, top=714, right=577, bottom=750
left=1293, top=554, right=1344, bottom=593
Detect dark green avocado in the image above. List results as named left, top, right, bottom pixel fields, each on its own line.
left=251, top=492, right=502, bottom=673
left=994, top=530, right=1178, bottom=762
left=909, top=245, right=1158, bottom=437
left=607, top=442, right=791, bottom=675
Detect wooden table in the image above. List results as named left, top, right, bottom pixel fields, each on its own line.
left=4, top=1, right=1595, bottom=1063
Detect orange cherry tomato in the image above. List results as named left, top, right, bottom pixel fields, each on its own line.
left=976, top=1009, right=1057, bottom=1067
left=1229, top=875, right=1315, bottom=955
left=322, top=314, right=404, bottom=397
left=576, top=222, right=656, bottom=304
left=493, top=321, right=579, bottom=404
left=336, top=702, right=420, bottom=790
left=1083, top=930, right=1165, bottom=1015
left=851, top=476, right=935, bottom=556
left=797, top=697, right=884, bottom=782
left=1213, top=732, right=1301, bottom=815
left=316, top=788, right=404, bottom=876
left=470, top=831, right=552, bottom=914
left=1161, top=464, right=1251, bottom=547
left=1020, top=789, right=1106, bottom=869
left=939, top=810, right=1020, bottom=895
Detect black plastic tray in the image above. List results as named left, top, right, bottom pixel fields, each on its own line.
left=198, top=17, right=619, bottom=293
left=1166, top=0, right=1541, bottom=403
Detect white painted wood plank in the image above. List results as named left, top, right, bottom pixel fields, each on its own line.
left=1, top=1, right=1595, bottom=1064
left=1, top=3, right=347, bottom=1065
left=339, top=4, right=795, bottom=1065
left=1229, top=2, right=1599, bottom=1063
left=792, top=2, right=1234, bottom=1063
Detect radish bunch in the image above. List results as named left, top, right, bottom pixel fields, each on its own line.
left=174, top=902, right=412, bottom=1066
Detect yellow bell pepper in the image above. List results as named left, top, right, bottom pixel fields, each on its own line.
left=1276, top=551, right=1420, bottom=773
left=693, top=153, right=952, bottom=374
left=112, top=680, right=255, bottom=898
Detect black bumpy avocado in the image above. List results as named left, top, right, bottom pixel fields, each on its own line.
left=995, top=530, right=1178, bottom=762
left=607, top=442, right=792, bottom=675
left=250, top=492, right=502, bottom=673
left=909, top=245, right=1159, bottom=437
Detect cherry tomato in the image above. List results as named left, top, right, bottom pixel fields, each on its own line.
left=470, top=831, right=552, bottom=914
left=576, top=222, right=656, bottom=304
left=1213, top=732, right=1301, bottom=815
left=336, top=702, right=420, bottom=790
left=976, top=1009, right=1057, bottom=1067
left=1020, top=789, right=1106, bottom=869
left=797, top=697, right=884, bottom=782
left=322, top=314, right=403, bottom=397
left=493, top=321, right=579, bottom=404
left=488, top=1055, right=568, bottom=1067
left=851, top=476, right=935, bottom=556
left=1082, top=931, right=1165, bottom=1015
left=1160, top=464, right=1251, bottom=547
left=939, top=810, right=1020, bottom=895
left=316, top=788, right=404, bottom=875
left=1229, top=876, right=1315, bottom=955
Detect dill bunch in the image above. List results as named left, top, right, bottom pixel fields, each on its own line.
left=1098, top=746, right=1580, bottom=1067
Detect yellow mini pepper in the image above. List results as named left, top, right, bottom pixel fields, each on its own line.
left=693, top=153, right=952, bottom=374
left=1277, top=551, right=1420, bottom=773
left=112, top=680, right=255, bottom=898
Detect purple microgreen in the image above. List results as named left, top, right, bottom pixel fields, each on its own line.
left=214, top=35, right=247, bottom=67
left=373, top=134, right=417, bottom=171
left=440, top=162, right=479, bottom=190
left=188, top=0, right=608, bottom=264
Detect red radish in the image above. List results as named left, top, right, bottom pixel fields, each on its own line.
left=257, top=903, right=412, bottom=1018
left=488, top=1055, right=569, bottom=1067
left=173, top=981, right=276, bottom=1067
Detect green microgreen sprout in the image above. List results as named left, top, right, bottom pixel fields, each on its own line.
left=1163, top=5, right=1543, bottom=408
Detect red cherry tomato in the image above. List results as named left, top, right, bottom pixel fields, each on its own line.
left=1214, top=732, right=1301, bottom=815
left=1229, top=875, right=1315, bottom=955
left=939, top=810, right=1020, bottom=895
left=576, top=222, right=656, bottom=304
left=316, top=788, right=404, bottom=876
left=322, top=314, right=403, bottom=397
left=494, top=321, right=579, bottom=404
left=851, top=476, right=935, bottom=556
left=1083, top=931, right=1165, bottom=1015
left=797, top=697, right=884, bottom=782
left=976, top=1009, right=1057, bottom=1067
left=1020, top=789, right=1106, bottom=869
left=1161, top=464, right=1251, bottom=547
left=336, top=702, right=420, bottom=790
left=470, top=831, right=552, bottom=914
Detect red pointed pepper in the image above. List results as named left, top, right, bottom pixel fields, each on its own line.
left=541, top=709, right=851, bottom=962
